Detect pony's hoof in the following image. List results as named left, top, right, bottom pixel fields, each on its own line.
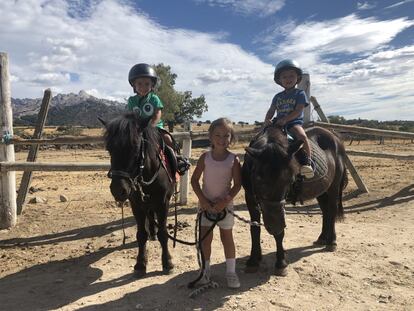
left=313, top=238, right=327, bottom=245
left=133, top=268, right=147, bottom=278
left=245, top=265, right=259, bottom=273
left=274, top=267, right=288, bottom=277
left=324, top=243, right=337, bottom=252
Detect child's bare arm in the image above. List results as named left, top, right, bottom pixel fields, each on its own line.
left=213, top=156, right=242, bottom=212
left=264, top=105, right=276, bottom=125
left=151, top=109, right=162, bottom=126
left=191, top=153, right=213, bottom=211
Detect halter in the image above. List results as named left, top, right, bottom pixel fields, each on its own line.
left=107, top=132, right=162, bottom=202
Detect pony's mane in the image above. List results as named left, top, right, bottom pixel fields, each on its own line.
left=104, top=112, right=160, bottom=158
left=250, top=126, right=291, bottom=169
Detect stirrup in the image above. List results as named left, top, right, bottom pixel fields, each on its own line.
left=177, top=156, right=190, bottom=175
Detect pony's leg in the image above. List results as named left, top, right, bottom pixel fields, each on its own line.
left=274, top=230, right=288, bottom=276
left=134, top=214, right=149, bottom=277
left=156, top=201, right=174, bottom=274
left=245, top=192, right=262, bottom=273
left=315, top=193, right=337, bottom=251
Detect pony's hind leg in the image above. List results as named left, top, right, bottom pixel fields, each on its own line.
left=315, top=192, right=338, bottom=252
left=245, top=192, right=262, bottom=273
left=157, top=227, right=174, bottom=274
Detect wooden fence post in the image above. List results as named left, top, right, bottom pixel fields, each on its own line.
left=0, top=52, right=17, bottom=229
left=297, top=73, right=311, bottom=125
left=16, top=89, right=52, bottom=214
left=180, top=122, right=192, bottom=205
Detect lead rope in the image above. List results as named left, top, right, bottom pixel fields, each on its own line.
left=188, top=212, right=219, bottom=298
left=117, top=201, right=128, bottom=245
left=173, top=183, right=178, bottom=248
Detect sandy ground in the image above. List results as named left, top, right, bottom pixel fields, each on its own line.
left=1, top=138, right=414, bottom=311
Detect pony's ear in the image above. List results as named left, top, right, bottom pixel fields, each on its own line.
left=287, top=140, right=303, bottom=157
left=97, top=117, right=107, bottom=127
left=245, top=147, right=262, bottom=159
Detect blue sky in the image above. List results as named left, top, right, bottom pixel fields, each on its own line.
left=1, top=0, right=414, bottom=122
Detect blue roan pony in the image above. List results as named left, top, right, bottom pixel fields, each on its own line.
left=101, top=112, right=174, bottom=277
left=242, top=125, right=348, bottom=276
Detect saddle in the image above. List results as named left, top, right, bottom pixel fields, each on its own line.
left=157, top=128, right=190, bottom=181
left=287, top=137, right=328, bottom=205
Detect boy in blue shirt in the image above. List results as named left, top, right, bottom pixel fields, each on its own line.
left=264, top=59, right=314, bottom=178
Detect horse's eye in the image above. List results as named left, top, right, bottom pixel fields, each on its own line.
left=142, top=103, right=154, bottom=117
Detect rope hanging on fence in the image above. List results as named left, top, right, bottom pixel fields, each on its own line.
left=1, top=131, right=12, bottom=144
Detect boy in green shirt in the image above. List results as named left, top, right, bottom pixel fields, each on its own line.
left=127, top=63, right=190, bottom=176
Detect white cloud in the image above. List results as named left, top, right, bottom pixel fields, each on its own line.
left=1, top=1, right=414, bottom=122
left=268, top=14, right=414, bottom=59
left=0, top=0, right=274, bottom=122
left=357, top=1, right=376, bottom=10
left=384, top=0, right=414, bottom=9
left=195, top=0, right=285, bottom=17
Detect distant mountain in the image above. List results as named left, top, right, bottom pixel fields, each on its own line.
left=12, top=91, right=126, bottom=126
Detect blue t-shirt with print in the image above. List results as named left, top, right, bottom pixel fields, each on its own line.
left=271, top=88, right=309, bottom=123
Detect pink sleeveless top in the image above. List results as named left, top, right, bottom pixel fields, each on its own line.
left=202, top=151, right=235, bottom=206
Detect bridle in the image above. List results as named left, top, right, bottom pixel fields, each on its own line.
left=107, top=131, right=162, bottom=202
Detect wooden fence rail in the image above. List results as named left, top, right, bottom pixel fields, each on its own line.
left=312, top=121, right=414, bottom=140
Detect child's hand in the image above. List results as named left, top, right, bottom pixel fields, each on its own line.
left=199, top=197, right=214, bottom=211
left=213, top=195, right=232, bottom=212
left=275, top=117, right=287, bottom=126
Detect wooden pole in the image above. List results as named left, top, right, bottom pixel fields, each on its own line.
left=180, top=121, right=192, bottom=205
left=297, top=73, right=311, bottom=125
left=0, top=52, right=17, bottom=229
left=16, top=89, right=52, bottom=214
left=310, top=97, right=369, bottom=193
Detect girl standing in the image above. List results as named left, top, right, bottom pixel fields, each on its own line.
left=191, top=118, right=242, bottom=288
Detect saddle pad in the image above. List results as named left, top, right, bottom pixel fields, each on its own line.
left=307, top=139, right=328, bottom=181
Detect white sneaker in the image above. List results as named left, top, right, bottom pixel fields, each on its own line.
left=300, top=164, right=314, bottom=179
left=226, top=272, right=240, bottom=288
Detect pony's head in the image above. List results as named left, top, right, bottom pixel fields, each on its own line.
left=244, top=126, right=302, bottom=234
left=101, top=113, right=157, bottom=202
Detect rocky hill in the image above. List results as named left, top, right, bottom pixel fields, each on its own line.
left=12, top=91, right=126, bottom=126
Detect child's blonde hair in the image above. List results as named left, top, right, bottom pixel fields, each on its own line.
left=208, top=117, right=236, bottom=147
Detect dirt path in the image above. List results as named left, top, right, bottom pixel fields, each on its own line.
left=1, top=140, right=413, bottom=310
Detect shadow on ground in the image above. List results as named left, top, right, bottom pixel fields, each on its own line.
left=1, top=230, right=326, bottom=311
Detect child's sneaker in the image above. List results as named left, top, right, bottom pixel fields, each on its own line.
left=300, top=164, right=314, bottom=179
left=226, top=272, right=240, bottom=288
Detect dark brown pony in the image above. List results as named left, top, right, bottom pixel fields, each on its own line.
left=242, top=125, right=347, bottom=275
left=101, top=112, right=174, bottom=277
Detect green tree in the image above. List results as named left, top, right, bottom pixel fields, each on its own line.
left=154, top=64, right=208, bottom=130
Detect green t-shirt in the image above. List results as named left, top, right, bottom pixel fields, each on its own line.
left=127, top=92, right=164, bottom=128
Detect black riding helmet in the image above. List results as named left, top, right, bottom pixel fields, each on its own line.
left=273, top=59, right=303, bottom=86
left=128, top=63, right=159, bottom=88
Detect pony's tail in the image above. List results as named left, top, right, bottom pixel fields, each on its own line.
left=336, top=167, right=348, bottom=221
